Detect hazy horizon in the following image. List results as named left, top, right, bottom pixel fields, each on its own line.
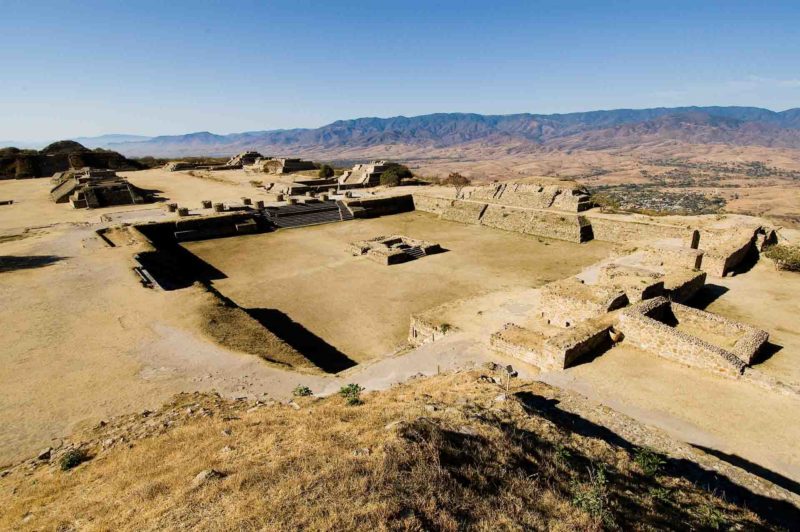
left=2, top=0, right=799, bottom=140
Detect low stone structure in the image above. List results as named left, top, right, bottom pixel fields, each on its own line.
left=226, top=151, right=262, bottom=168
left=618, top=297, right=768, bottom=375
left=539, top=277, right=628, bottom=327
left=338, top=161, right=391, bottom=188
left=408, top=314, right=453, bottom=346
left=349, top=235, right=442, bottom=265
left=461, top=180, right=593, bottom=212
left=248, top=157, right=316, bottom=174
left=490, top=315, right=615, bottom=371
left=663, top=269, right=706, bottom=303
left=702, top=228, right=757, bottom=277
left=50, top=167, right=150, bottom=209
left=596, top=264, right=665, bottom=302
left=164, top=161, right=199, bottom=172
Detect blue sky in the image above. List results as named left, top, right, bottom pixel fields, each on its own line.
left=1, top=0, right=798, bottom=140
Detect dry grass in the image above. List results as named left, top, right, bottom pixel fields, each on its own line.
left=194, top=285, right=316, bottom=372
left=0, top=372, right=769, bottom=531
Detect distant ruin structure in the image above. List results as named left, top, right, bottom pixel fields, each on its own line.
left=338, top=161, right=390, bottom=188
left=349, top=235, right=442, bottom=265
left=247, top=157, right=316, bottom=174
left=50, top=167, right=150, bottom=209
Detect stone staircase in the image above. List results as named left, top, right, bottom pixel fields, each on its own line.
left=264, top=201, right=354, bottom=229
left=403, top=246, right=426, bottom=260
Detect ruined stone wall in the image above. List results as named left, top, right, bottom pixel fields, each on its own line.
left=462, top=182, right=590, bottom=212
left=489, top=324, right=549, bottom=368
left=702, top=229, right=756, bottom=277
left=441, top=200, right=487, bottom=225
left=408, top=315, right=449, bottom=346
left=618, top=298, right=746, bottom=376
left=586, top=215, right=696, bottom=246
left=490, top=316, right=613, bottom=371
left=411, top=194, right=450, bottom=216
left=643, top=247, right=704, bottom=270
left=663, top=270, right=706, bottom=303
left=345, top=195, right=415, bottom=218
left=671, top=303, right=768, bottom=364
left=480, top=205, right=590, bottom=243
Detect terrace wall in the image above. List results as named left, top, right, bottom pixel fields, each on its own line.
left=618, top=298, right=747, bottom=376
left=586, top=215, right=697, bottom=246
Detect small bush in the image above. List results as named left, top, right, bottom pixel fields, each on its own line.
left=634, top=447, right=666, bottom=477
left=439, top=323, right=452, bottom=333
left=318, top=164, right=334, bottom=178
left=293, top=385, right=312, bottom=397
left=440, top=172, right=471, bottom=197
left=764, top=244, right=800, bottom=271
left=60, top=449, right=89, bottom=471
left=380, top=163, right=413, bottom=187
left=699, top=504, right=727, bottom=530
left=648, top=486, right=673, bottom=503
left=571, top=464, right=615, bottom=527
left=339, top=383, right=364, bottom=406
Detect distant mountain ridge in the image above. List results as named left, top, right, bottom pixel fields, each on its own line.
left=7, top=106, right=800, bottom=158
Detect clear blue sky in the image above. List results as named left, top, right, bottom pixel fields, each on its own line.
left=1, top=0, right=798, bottom=140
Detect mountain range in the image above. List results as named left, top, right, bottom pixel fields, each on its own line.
left=5, top=106, right=800, bottom=159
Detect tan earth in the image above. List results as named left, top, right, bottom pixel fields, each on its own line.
left=1, top=165, right=799, bottom=504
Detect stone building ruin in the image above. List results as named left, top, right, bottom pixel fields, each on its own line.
left=338, top=161, right=391, bottom=188
left=349, top=235, right=442, bottom=265
left=50, top=167, right=151, bottom=209
left=247, top=157, right=316, bottom=174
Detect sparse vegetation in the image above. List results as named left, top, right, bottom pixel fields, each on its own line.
left=318, top=164, right=335, bottom=178
left=441, top=171, right=471, bottom=197
left=380, top=163, right=413, bottom=187
left=292, top=385, right=313, bottom=397
left=0, top=372, right=774, bottom=530
left=570, top=464, right=615, bottom=527
left=59, top=448, right=89, bottom=471
left=634, top=446, right=666, bottom=477
left=764, top=244, right=800, bottom=272
left=339, top=383, right=364, bottom=405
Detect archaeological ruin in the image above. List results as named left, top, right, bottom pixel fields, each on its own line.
left=349, top=235, right=442, bottom=265
left=50, top=167, right=152, bottom=209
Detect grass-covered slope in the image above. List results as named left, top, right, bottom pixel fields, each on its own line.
left=0, top=371, right=791, bottom=530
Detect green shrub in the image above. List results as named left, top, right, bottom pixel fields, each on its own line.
left=699, top=504, right=727, bottom=529
left=293, top=385, right=313, bottom=397
left=318, top=164, right=334, bottom=178
left=571, top=464, right=615, bottom=526
left=764, top=244, right=800, bottom=271
left=634, top=447, right=666, bottom=477
left=380, top=163, right=413, bottom=187
left=339, top=383, right=364, bottom=406
left=60, top=449, right=89, bottom=471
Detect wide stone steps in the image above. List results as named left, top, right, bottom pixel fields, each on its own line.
left=263, top=200, right=355, bottom=228
left=403, top=246, right=425, bottom=259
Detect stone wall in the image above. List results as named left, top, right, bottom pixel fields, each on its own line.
left=412, top=194, right=450, bottom=216
left=462, top=181, right=591, bottom=212
left=441, top=200, right=487, bottom=225
left=408, top=314, right=451, bottom=346
left=702, top=229, right=756, bottom=277
left=586, top=215, right=696, bottom=246
left=663, top=269, right=706, bottom=303
left=344, top=195, right=415, bottom=218
left=540, top=277, right=628, bottom=327
left=490, top=315, right=613, bottom=371
left=670, top=303, right=768, bottom=365
left=618, top=298, right=747, bottom=376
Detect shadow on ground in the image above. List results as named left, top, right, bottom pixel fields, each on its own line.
left=0, top=255, right=64, bottom=273
left=514, top=391, right=800, bottom=529
left=692, top=444, right=800, bottom=497
left=246, top=308, right=357, bottom=373
left=687, top=283, right=729, bottom=310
